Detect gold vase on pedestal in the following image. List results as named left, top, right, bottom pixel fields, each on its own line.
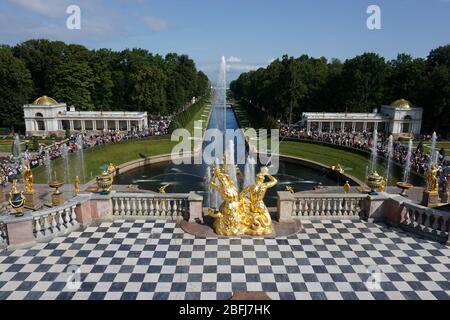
left=49, top=181, right=64, bottom=207
left=9, top=180, right=25, bottom=217
left=96, top=165, right=113, bottom=195
left=366, top=171, right=386, bottom=194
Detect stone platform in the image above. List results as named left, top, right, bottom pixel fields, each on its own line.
left=180, top=219, right=302, bottom=238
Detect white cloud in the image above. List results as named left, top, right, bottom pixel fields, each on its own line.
left=226, top=64, right=264, bottom=72
left=226, top=56, right=241, bottom=63
left=142, top=16, right=168, bottom=32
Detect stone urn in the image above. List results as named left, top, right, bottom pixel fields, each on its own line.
left=366, top=171, right=385, bottom=193
left=96, top=166, right=113, bottom=195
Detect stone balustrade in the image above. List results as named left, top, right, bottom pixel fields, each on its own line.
left=278, top=191, right=366, bottom=220
left=32, top=201, right=80, bottom=241
left=400, top=201, right=450, bottom=244
left=112, top=193, right=190, bottom=220
left=0, top=191, right=203, bottom=249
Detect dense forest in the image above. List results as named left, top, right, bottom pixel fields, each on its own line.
left=0, top=39, right=210, bottom=130
left=230, top=45, right=450, bottom=135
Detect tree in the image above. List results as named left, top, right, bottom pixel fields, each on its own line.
left=131, top=64, right=167, bottom=114
left=340, top=53, right=389, bottom=112
left=0, top=47, right=33, bottom=129
left=53, top=60, right=95, bottom=110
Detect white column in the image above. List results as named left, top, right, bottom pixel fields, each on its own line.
left=115, top=120, right=119, bottom=131
left=352, top=122, right=356, bottom=132
left=374, top=122, right=378, bottom=131
left=318, top=122, right=323, bottom=132
left=81, top=120, right=86, bottom=131
left=306, top=121, right=311, bottom=133
left=127, top=120, right=131, bottom=131
left=330, top=122, right=334, bottom=131
left=70, top=120, right=74, bottom=131
left=363, top=122, right=367, bottom=132
left=93, top=120, right=97, bottom=131
left=341, top=122, right=345, bottom=132
left=104, top=120, right=107, bottom=130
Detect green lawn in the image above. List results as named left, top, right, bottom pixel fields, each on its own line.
left=279, top=140, right=390, bottom=183
left=32, top=101, right=212, bottom=184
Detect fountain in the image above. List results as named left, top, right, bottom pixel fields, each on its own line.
left=366, top=130, right=385, bottom=194
left=60, top=143, right=70, bottom=184
left=44, top=149, right=53, bottom=183
left=370, top=130, right=378, bottom=174
left=430, top=132, right=437, bottom=165
left=75, top=135, right=86, bottom=183
left=385, top=135, right=394, bottom=186
left=11, top=134, right=21, bottom=161
left=243, top=154, right=256, bottom=188
left=396, top=139, right=414, bottom=196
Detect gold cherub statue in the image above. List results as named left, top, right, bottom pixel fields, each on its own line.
left=74, top=176, right=80, bottom=195
left=23, top=165, right=34, bottom=193
left=426, top=164, right=439, bottom=193
left=286, top=186, right=295, bottom=193
left=159, top=183, right=170, bottom=194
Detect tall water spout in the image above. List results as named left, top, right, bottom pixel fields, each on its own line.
left=44, top=149, right=53, bottom=182
left=226, top=140, right=238, bottom=191
left=60, top=143, right=70, bottom=184
left=76, top=135, right=86, bottom=183
left=430, top=132, right=437, bottom=165
left=11, top=134, right=21, bottom=161
left=370, top=130, right=378, bottom=173
left=205, top=166, right=212, bottom=207
left=385, top=135, right=394, bottom=185
left=243, top=154, right=256, bottom=188
left=403, top=139, right=413, bottom=183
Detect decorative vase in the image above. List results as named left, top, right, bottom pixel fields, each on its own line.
left=9, top=180, right=25, bottom=217
left=96, top=170, right=113, bottom=195
left=366, top=171, right=385, bottom=193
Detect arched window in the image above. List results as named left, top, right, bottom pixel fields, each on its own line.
left=35, top=113, right=45, bottom=131
left=402, top=115, right=412, bottom=133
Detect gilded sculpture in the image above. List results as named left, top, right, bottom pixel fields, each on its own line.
left=23, top=165, right=34, bottom=193
left=208, top=162, right=277, bottom=236
left=426, top=164, right=439, bottom=193
left=239, top=166, right=277, bottom=236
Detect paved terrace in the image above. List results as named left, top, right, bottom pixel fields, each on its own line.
left=0, top=218, right=449, bottom=300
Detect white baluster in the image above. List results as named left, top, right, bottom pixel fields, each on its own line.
left=125, top=198, right=131, bottom=215
left=113, top=198, right=120, bottom=215
left=131, top=198, right=137, bottom=215
left=149, top=199, right=155, bottom=216
left=143, top=198, right=149, bottom=215
left=120, top=198, right=125, bottom=215
left=137, top=198, right=143, bottom=215
left=34, top=217, right=44, bottom=240
left=71, top=206, right=79, bottom=227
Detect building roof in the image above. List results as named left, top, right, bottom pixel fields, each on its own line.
left=32, top=96, right=58, bottom=106
left=391, top=99, right=413, bottom=109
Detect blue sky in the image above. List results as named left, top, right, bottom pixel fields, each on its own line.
left=0, top=0, right=449, bottom=81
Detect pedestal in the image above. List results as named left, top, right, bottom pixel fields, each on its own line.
left=24, top=192, right=43, bottom=210
left=422, top=190, right=440, bottom=207
left=52, top=192, right=65, bottom=207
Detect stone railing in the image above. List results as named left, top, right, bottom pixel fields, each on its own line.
left=400, top=201, right=450, bottom=244
left=278, top=191, right=366, bottom=220
left=111, top=193, right=191, bottom=220
left=32, top=201, right=80, bottom=241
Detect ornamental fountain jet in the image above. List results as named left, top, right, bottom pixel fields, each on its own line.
left=430, top=132, right=437, bottom=165
left=396, top=139, right=414, bottom=196
left=366, top=130, right=385, bottom=194
left=385, top=135, right=394, bottom=186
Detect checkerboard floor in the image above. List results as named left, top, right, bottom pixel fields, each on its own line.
left=0, top=219, right=449, bottom=300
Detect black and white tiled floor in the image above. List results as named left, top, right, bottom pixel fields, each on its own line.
left=0, top=219, right=449, bottom=300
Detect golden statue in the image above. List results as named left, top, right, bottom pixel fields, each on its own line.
left=108, top=163, right=117, bottom=175
left=286, top=186, right=295, bottom=193
left=208, top=164, right=246, bottom=236
left=207, top=161, right=277, bottom=236
left=343, top=181, right=351, bottom=193
left=159, top=183, right=170, bottom=194
left=331, top=164, right=344, bottom=174
left=426, top=164, right=439, bottom=193
left=74, top=176, right=80, bottom=195
left=239, top=167, right=277, bottom=236
left=23, top=165, right=34, bottom=193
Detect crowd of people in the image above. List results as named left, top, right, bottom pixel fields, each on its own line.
left=280, top=125, right=449, bottom=190
left=0, top=117, right=171, bottom=184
